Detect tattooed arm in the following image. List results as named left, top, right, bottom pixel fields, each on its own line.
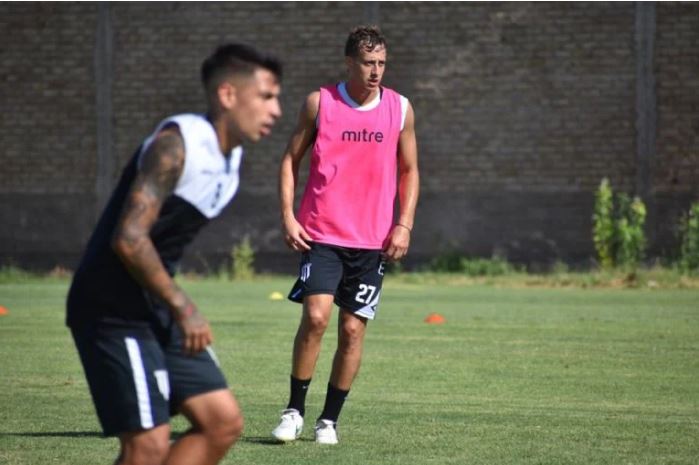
left=111, top=125, right=212, bottom=355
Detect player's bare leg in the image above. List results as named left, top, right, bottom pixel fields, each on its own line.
left=116, top=424, right=171, bottom=465
left=329, top=310, right=367, bottom=390
left=291, top=294, right=335, bottom=379
left=272, top=294, right=334, bottom=442
left=165, top=389, right=242, bottom=465
left=313, top=310, right=368, bottom=445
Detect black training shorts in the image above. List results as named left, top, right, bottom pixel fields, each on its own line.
left=288, top=242, right=386, bottom=320
left=71, top=322, right=227, bottom=436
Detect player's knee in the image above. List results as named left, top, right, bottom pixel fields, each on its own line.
left=120, top=432, right=169, bottom=465
left=338, top=322, right=365, bottom=352
left=206, top=410, right=244, bottom=453
left=224, top=411, right=244, bottom=445
left=304, top=308, right=331, bottom=334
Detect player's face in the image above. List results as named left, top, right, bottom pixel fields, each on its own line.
left=346, top=45, right=386, bottom=91
left=229, top=68, right=282, bottom=143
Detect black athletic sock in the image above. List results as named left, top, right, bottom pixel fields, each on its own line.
left=319, top=383, right=350, bottom=424
left=287, top=375, right=311, bottom=417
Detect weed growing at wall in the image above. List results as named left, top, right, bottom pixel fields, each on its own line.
left=592, top=179, right=647, bottom=271
left=615, top=194, right=647, bottom=271
left=679, top=201, right=699, bottom=273
left=0, top=266, right=36, bottom=284
left=428, top=252, right=517, bottom=276
left=593, top=178, right=615, bottom=269
left=230, top=235, right=255, bottom=280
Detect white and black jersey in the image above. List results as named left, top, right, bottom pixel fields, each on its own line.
left=67, top=114, right=242, bottom=332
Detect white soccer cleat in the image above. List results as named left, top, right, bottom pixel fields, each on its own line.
left=314, top=419, right=339, bottom=445
left=272, top=408, right=304, bottom=442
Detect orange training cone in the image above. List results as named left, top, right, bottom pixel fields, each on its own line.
left=0, top=305, right=8, bottom=316
left=424, top=312, right=445, bottom=324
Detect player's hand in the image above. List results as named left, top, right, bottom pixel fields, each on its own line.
left=174, top=302, right=213, bottom=355
left=283, top=216, right=312, bottom=251
left=383, top=224, right=411, bottom=261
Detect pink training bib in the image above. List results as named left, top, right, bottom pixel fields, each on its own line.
left=297, top=84, right=403, bottom=249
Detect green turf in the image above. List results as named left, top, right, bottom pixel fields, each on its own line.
left=1, top=277, right=698, bottom=464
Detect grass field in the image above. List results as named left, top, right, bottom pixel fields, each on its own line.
left=1, top=276, right=698, bottom=464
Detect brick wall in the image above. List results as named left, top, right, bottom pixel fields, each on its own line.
left=1, top=2, right=697, bottom=271
left=653, top=3, right=699, bottom=256
left=382, top=2, right=637, bottom=193
left=1, top=3, right=97, bottom=194
left=0, top=3, right=97, bottom=265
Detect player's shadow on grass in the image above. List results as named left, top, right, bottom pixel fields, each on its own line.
left=243, top=436, right=314, bottom=445
left=2, top=432, right=315, bottom=444
left=170, top=432, right=311, bottom=446
left=1, top=431, right=102, bottom=438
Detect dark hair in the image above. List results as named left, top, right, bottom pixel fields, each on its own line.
left=344, top=25, right=387, bottom=57
left=201, top=42, right=282, bottom=91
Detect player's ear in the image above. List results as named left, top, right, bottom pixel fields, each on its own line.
left=344, top=56, right=353, bottom=73
left=217, top=81, right=237, bottom=110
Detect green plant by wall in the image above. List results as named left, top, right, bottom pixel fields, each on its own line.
left=461, top=256, right=516, bottom=276
left=428, top=252, right=516, bottom=276
left=0, top=265, right=37, bottom=284
left=679, top=202, right=699, bottom=273
left=429, top=251, right=465, bottom=273
left=592, top=179, right=647, bottom=271
left=593, top=178, right=615, bottom=269
left=615, top=194, right=646, bottom=271
left=230, top=235, right=255, bottom=280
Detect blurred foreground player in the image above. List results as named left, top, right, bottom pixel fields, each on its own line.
left=67, top=43, right=282, bottom=465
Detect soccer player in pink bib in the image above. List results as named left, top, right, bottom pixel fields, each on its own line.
left=272, top=25, right=420, bottom=445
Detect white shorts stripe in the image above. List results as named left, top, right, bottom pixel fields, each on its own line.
left=354, top=290, right=380, bottom=320
left=206, top=345, right=221, bottom=368
left=154, top=370, right=170, bottom=401
left=124, top=337, right=154, bottom=429
left=354, top=306, right=376, bottom=320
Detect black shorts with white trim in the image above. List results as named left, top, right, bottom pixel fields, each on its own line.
left=287, top=242, right=386, bottom=320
